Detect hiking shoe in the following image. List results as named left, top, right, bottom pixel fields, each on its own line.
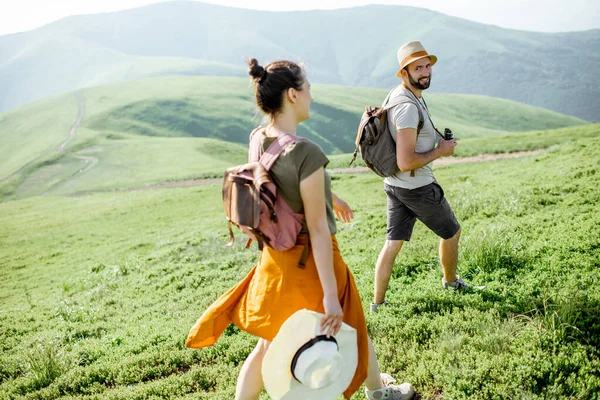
left=365, top=382, right=415, bottom=400
left=442, top=276, right=486, bottom=290
left=370, top=301, right=391, bottom=313
left=442, top=275, right=469, bottom=290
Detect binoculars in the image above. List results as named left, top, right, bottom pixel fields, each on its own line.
left=443, top=128, right=454, bottom=141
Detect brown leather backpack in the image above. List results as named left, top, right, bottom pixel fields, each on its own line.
left=223, top=128, right=305, bottom=252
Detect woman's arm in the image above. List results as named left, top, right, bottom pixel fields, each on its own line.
left=300, top=167, right=343, bottom=337
left=332, top=192, right=354, bottom=223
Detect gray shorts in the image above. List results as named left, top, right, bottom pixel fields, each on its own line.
left=384, top=182, right=460, bottom=241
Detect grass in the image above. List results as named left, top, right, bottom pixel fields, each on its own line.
left=25, top=341, right=64, bottom=391
left=451, top=123, right=600, bottom=157
left=1, top=129, right=599, bottom=398
left=0, top=76, right=590, bottom=201
left=327, top=123, right=600, bottom=169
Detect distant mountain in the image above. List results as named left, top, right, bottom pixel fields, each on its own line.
left=0, top=1, right=598, bottom=121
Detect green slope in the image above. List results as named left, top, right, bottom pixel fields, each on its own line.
left=0, top=76, right=590, bottom=200
left=0, top=130, right=599, bottom=399
left=81, top=77, right=587, bottom=147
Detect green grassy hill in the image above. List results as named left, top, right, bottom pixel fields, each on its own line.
left=329, top=123, right=600, bottom=168
left=1, top=127, right=598, bottom=399
left=0, top=76, right=589, bottom=200
left=1, top=1, right=598, bottom=120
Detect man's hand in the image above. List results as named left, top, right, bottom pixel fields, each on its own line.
left=437, top=138, right=457, bottom=157
left=332, top=193, right=354, bottom=223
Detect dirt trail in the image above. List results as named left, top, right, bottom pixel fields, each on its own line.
left=40, top=92, right=97, bottom=196
left=329, top=149, right=544, bottom=174
left=1, top=92, right=96, bottom=189
left=57, top=92, right=98, bottom=173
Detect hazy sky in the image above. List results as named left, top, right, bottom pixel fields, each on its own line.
left=0, top=0, right=598, bottom=37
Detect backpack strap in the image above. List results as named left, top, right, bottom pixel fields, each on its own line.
left=381, top=84, right=402, bottom=108
left=255, top=134, right=303, bottom=171
left=384, top=93, right=424, bottom=134
left=248, top=128, right=303, bottom=168
left=385, top=88, right=427, bottom=178
left=248, top=127, right=265, bottom=162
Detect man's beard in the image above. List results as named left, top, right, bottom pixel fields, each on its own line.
left=407, top=70, right=431, bottom=90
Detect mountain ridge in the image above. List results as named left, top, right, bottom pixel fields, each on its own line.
left=0, top=1, right=598, bottom=120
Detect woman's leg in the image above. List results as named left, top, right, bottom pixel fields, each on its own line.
left=364, top=337, right=383, bottom=390
left=364, top=337, right=415, bottom=399
left=235, top=338, right=270, bottom=400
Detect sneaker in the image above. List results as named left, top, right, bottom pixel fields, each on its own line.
left=442, top=276, right=485, bottom=290
left=442, top=275, right=470, bottom=290
left=370, top=301, right=391, bottom=313
left=365, top=377, right=415, bottom=400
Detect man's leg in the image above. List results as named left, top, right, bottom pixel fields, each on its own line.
left=374, top=239, right=404, bottom=304
left=409, top=183, right=464, bottom=287
left=374, top=184, right=415, bottom=308
left=440, top=228, right=461, bottom=282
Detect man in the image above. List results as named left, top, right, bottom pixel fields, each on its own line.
left=371, top=41, right=470, bottom=313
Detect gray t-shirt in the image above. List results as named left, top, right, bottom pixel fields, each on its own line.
left=383, top=85, right=440, bottom=189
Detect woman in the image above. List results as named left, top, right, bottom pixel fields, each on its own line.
left=186, top=59, right=414, bottom=400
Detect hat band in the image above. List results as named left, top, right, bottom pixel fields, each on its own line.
left=400, top=50, right=430, bottom=69
left=290, top=335, right=338, bottom=383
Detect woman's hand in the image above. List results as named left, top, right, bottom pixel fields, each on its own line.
left=321, top=294, right=344, bottom=337
left=332, top=193, right=354, bottom=223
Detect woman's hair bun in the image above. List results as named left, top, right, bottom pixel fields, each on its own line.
left=248, top=58, right=266, bottom=81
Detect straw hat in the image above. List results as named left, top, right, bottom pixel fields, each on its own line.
left=261, top=309, right=358, bottom=400
left=395, top=41, right=438, bottom=78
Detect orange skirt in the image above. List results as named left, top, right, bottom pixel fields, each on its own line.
left=186, top=235, right=368, bottom=399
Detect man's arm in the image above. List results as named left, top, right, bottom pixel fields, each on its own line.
left=395, top=128, right=456, bottom=172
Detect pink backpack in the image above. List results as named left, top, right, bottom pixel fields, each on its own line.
left=223, top=128, right=305, bottom=253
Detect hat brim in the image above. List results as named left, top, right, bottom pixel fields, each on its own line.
left=395, top=54, right=437, bottom=78
left=262, top=309, right=358, bottom=400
